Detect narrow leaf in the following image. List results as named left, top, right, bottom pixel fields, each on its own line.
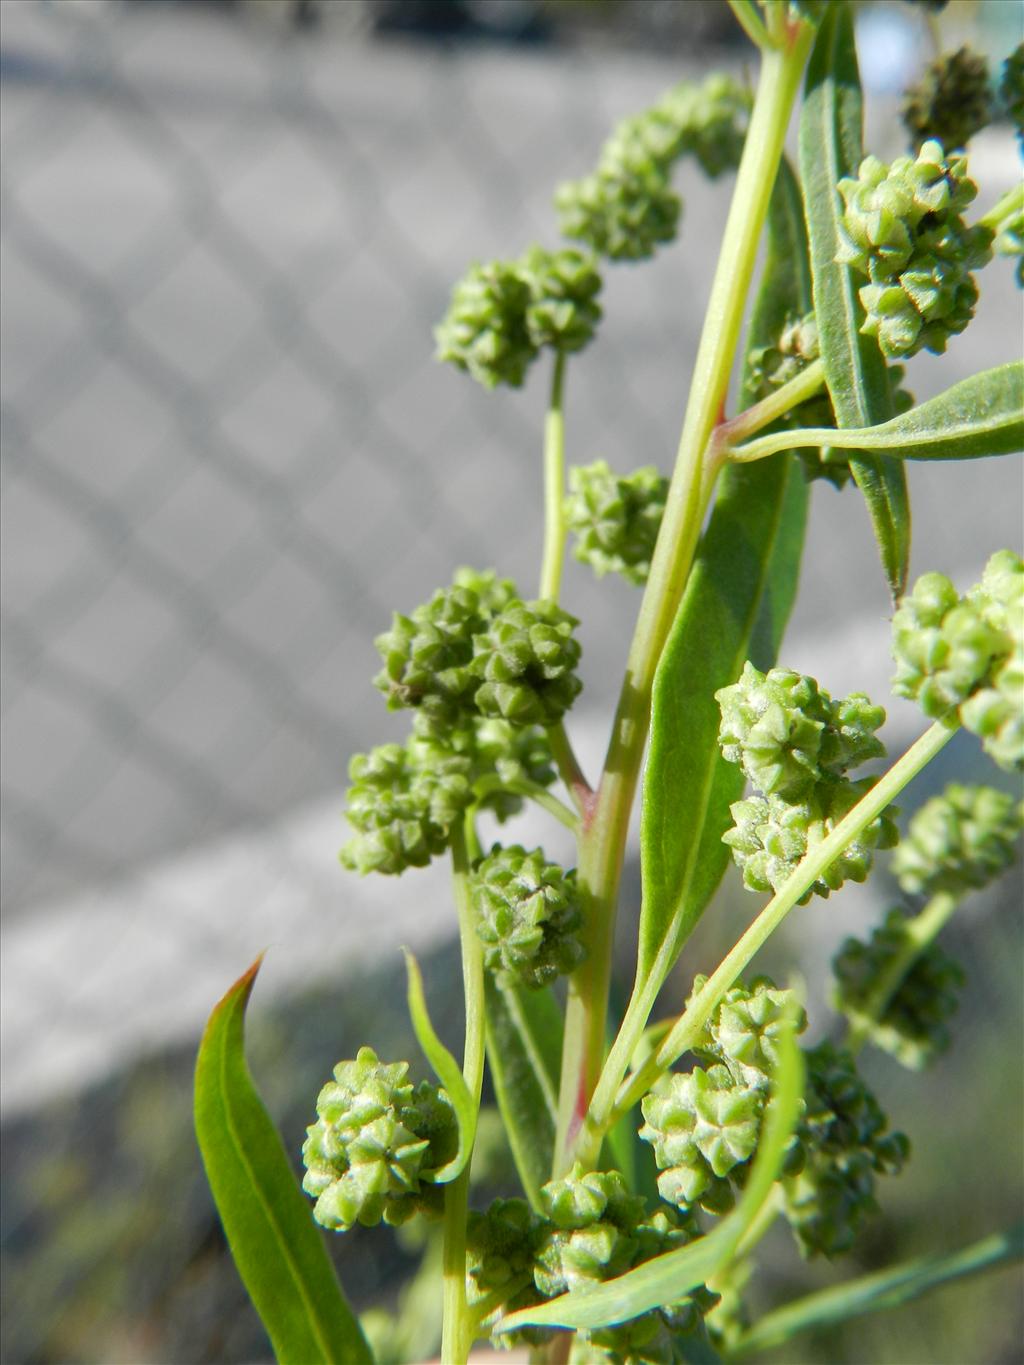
left=483, top=975, right=561, bottom=1209
left=194, top=959, right=372, bottom=1365
left=403, top=948, right=475, bottom=1183
left=637, top=157, right=810, bottom=989
left=499, top=1009, right=805, bottom=1333
left=800, top=0, right=910, bottom=598
left=732, top=1224, right=1024, bottom=1357
left=731, top=362, right=1024, bottom=464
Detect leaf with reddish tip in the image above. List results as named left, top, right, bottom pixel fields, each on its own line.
left=194, top=958, right=372, bottom=1365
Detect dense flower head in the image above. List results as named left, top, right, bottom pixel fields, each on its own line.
left=471, top=844, right=585, bottom=989
left=960, top=551, right=1024, bottom=768
left=340, top=740, right=475, bottom=875
left=471, top=599, right=583, bottom=726
left=695, top=975, right=808, bottom=1091
left=717, top=663, right=894, bottom=902
left=836, top=140, right=993, bottom=357
left=518, top=245, right=603, bottom=353
left=374, top=569, right=518, bottom=725
left=435, top=247, right=604, bottom=389
left=642, top=1000, right=904, bottom=1259
left=466, top=1198, right=549, bottom=1343
left=901, top=46, right=993, bottom=151
left=893, top=553, right=1022, bottom=768
left=435, top=259, right=535, bottom=388
left=717, top=661, right=886, bottom=800
left=654, top=74, right=750, bottom=178
left=640, top=1064, right=764, bottom=1211
left=556, top=75, right=748, bottom=262
left=373, top=568, right=583, bottom=736
left=831, top=908, right=966, bottom=1069
left=301, top=1048, right=456, bottom=1231
left=556, top=159, right=682, bottom=264
left=565, top=460, right=669, bottom=585
left=782, top=1042, right=909, bottom=1257
left=723, top=780, right=898, bottom=901
left=893, top=783, right=1022, bottom=897
left=532, top=1166, right=715, bottom=1360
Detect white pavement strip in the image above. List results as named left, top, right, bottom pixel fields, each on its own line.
left=0, top=719, right=589, bottom=1117
left=0, top=602, right=930, bottom=1119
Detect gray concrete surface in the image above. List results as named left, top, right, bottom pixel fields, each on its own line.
left=1, top=0, right=1021, bottom=1110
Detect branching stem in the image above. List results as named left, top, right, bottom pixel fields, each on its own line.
left=591, top=717, right=959, bottom=1143
left=553, top=21, right=816, bottom=1176
left=709, top=357, right=826, bottom=469
left=472, top=775, right=581, bottom=833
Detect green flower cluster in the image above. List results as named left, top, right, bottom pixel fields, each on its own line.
left=564, top=460, right=669, bottom=585
left=471, top=844, right=585, bottom=989
left=641, top=1065, right=765, bottom=1214
left=717, top=662, right=897, bottom=899
left=836, top=139, right=993, bottom=357
left=341, top=714, right=556, bottom=877
left=892, top=551, right=1023, bottom=769
left=435, top=247, right=602, bottom=389
left=641, top=978, right=905, bottom=1258
left=471, top=599, right=583, bottom=726
left=340, top=740, right=474, bottom=876
left=374, top=568, right=518, bottom=726
left=901, top=46, right=993, bottom=151
left=555, top=75, right=749, bottom=262
left=468, top=1175, right=715, bottom=1361
left=641, top=978, right=805, bottom=1215
left=892, top=783, right=1022, bottom=897
left=783, top=1042, right=909, bottom=1258
left=301, top=1048, right=456, bottom=1231
left=375, top=567, right=582, bottom=732
left=831, top=908, right=965, bottom=1069
left=467, top=1199, right=549, bottom=1346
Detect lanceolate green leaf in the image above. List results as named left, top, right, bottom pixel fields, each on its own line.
left=637, top=157, right=810, bottom=990
left=483, top=976, right=562, bottom=1210
left=498, top=1010, right=805, bottom=1333
left=404, top=949, right=475, bottom=1183
left=194, top=959, right=372, bottom=1365
left=731, top=1224, right=1024, bottom=1357
left=730, top=362, right=1024, bottom=465
left=800, top=0, right=910, bottom=599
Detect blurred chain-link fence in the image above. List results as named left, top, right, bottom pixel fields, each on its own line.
left=2, top=1, right=1022, bottom=1361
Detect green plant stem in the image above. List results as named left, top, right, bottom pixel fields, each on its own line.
left=472, top=775, right=581, bottom=833
left=540, top=352, right=568, bottom=602
left=548, top=720, right=593, bottom=813
left=727, top=0, right=771, bottom=50
left=979, top=183, right=1024, bottom=232
left=846, top=890, right=960, bottom=1056
left=710, top=357, right=826, bottom=465
left=586, top=716, right=958, bottom=1151
left=552, top=21, right=816, bottom=1177
left=537, top=356, right=593, bottom=810
left=441, top=820, right=487, bottom=1365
